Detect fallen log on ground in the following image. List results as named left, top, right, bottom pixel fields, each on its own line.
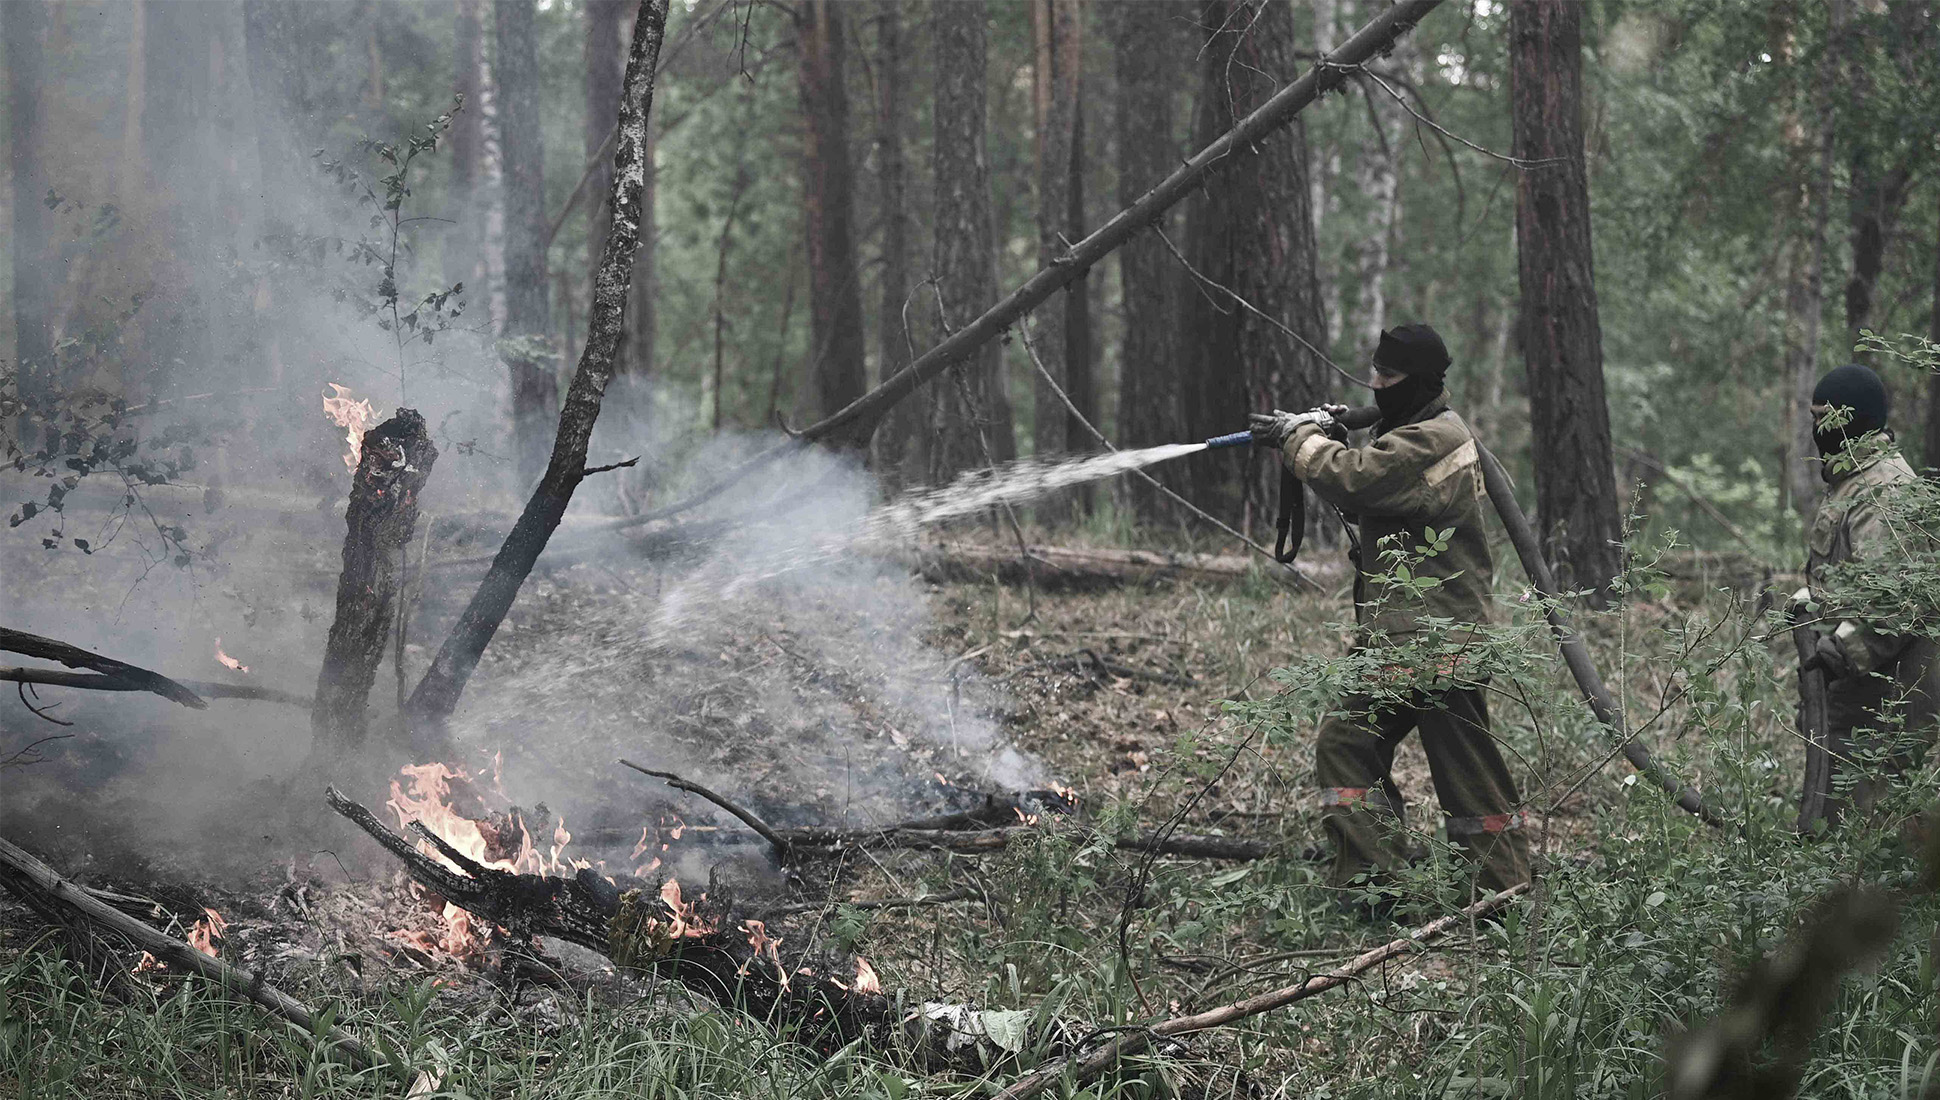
left=621, top=766, right=1260, bottom=861
left=326, top=785, right=894, bottom=1051
left=909, top=541, right=1337, bottom=592
left=772, top=824, right=1270, bottom=861
left=0, top=627, right=205, bottom=708
left=0, top=833, right=386, bottom=1075
left=991, top=883, right=1530, bottom=1100
left=0, top=667, right=311, bottom=709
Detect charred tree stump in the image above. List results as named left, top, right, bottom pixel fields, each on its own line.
left=312, top=409, right=436, bottom=757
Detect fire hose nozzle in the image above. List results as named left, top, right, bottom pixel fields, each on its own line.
left=1204, top=431, right=1254, bottom=450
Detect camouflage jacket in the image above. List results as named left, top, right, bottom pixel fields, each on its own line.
left=1283, top=396, right=1493, bottom=639
left=1808, top=444, right=1921, bottom=675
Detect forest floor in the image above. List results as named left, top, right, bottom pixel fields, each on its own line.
left=2, top=519, right=1938, bottom=1098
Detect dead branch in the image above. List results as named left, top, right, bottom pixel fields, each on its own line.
left=0, top=668, right=312, bottom=709
left=992, top=884, right=1529, bottom=1100
left=0, top=627, right=205, bottom=708
left=773, top=824, right=1269, bottom=862
left=756, top=888, right=978, bottom=917
left=404, top=0, right=671, bottom=742
left=620, top=760, right=792, bottom=860
left=604, top=0, right=1445, bottom=530
left=0, top=834, right=387, bottom=1075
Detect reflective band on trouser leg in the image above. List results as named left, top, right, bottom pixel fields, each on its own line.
left=1318, top=787, right=1402, bottom=815
left=1444, top=810, right=1528, bottom=837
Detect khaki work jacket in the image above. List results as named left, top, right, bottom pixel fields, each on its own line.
left=1283, top=396, right=1493, bottom=640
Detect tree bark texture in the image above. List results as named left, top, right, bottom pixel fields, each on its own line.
left=585, top=0, right=628, bottom=290
left=797, top=0, right=868, bottom=426
left=1508, top=0, right=1622, bottom=602
left=1351, top=0, right=1408, bottom=351
left=496, top=0, right=558, bottom=491
left=1183, top=0, right=1328, bottom=531
left=928, top=0, right=1016, bottom=479
left=1924, top=189, right=1940, bottom=474
left=448, top=0, right=487, bottom=294
left=1031, top=0, right=1089, bottom=477
left=872, top=0, right=918, bottom=483
left=6, top=0, right=52, bottom=416
left=1783, top=1, right=1842, bottom=516
left=1841, top=1, right=1927, bottom=350
left=613, top=0, right=1441, bottom=528
left=312, top=410, right=438, bottom=756
left=406, top=0, right=669, bottom=740
left=1108, top=0, right=1187, bottom=520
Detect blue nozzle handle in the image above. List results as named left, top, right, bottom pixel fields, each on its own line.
left=1204, top=431, right=1254, bottom=450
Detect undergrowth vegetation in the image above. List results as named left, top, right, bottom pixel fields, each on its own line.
left=7, top=521, right=1940, bottom=1098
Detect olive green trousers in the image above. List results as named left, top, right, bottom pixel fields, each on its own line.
left=1314, top=686, right=1531, bottom=894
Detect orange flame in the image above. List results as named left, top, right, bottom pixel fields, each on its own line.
left=187, top=907, right=228, bottom=957
left=322, top=383, right=380, bottom=472
left=385, top=759, right=586, bottom=959
left=213, top=638, right=249, bottom=674
left=853, top=957, right=882, bottom=994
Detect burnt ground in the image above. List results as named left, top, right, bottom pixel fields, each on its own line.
left=0, top=513, right=1626, bottom=1064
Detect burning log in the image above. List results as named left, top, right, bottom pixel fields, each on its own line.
left=325, top=785, right=895, bottom=1051
left=0, top=627, right=206, bottom=708
left=0, top=834, right=387, bottom=1075
left=312, top=408, right=437, bottom=757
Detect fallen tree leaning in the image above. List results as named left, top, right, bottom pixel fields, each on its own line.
left=991, top=883, right=1530, bottom=1100
left=0, top=627, right=205, bottom=708
left=0, top=834, right=386, bottom=1076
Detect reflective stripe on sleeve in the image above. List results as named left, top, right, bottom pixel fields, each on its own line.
left=1444, top=811, right=1528, bottom=837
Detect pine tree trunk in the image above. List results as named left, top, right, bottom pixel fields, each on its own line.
left=1783, top=2, right=1843, bottom=517
left=872, top=0, right=918, bottom=483
left=1183, top=0, right=1328, bottom=534
left=1031, top=0, right=1085, bottom=503
left=6, top=0, right=53, bottom=417
left=1922, top=191, right=1940, bottom=475
left=928, top=0, right=1014, bottom=479
left=1108, top=0, right=1186, bottom=520
left=797, top=0, right=868, bottom=427
left=448, top=0, right=487, bottom=293
left=1508, top=0, right=1622, bottom=602
left=496, top=0, right=558, bottom=492
left=1842, top=0, right=1924, bottom=352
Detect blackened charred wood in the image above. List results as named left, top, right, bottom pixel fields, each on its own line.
left=405, top=0, right=670, bottom=741
left=312, top=409, right=437, bottom=757
left=0, top=834, right=386, bottom=1074
left=0, top=627, right=205, bottom=708
left=326, top=784, right=894, bottom=1051
left=0, top=666, right=311, bottom=709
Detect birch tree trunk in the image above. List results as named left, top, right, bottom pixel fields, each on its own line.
left=1509, top=0, right=1622, bottom=601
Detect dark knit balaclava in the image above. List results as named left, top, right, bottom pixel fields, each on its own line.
left=1372, top=323, right=1452, bottom=427
left=1811, top=362, right=1890, bottom=456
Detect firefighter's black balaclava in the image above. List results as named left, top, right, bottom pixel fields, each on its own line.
left=1372, top=323, right=1452, bottom=427
left=1811, top=362, right=1890, bottom=456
